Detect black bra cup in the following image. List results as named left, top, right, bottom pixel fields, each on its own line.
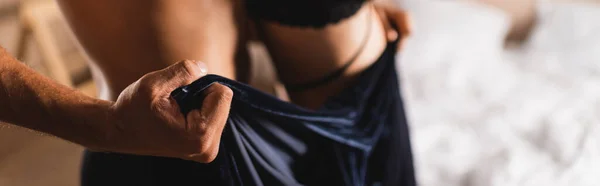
left=80, top=42, right=415, bottom=186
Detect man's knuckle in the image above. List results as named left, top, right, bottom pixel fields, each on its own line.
left=216, top=85, right=234, bottom=102
left=198, top=119, right=210, bottom=131
left=137, top=76, right=157, bottom=95
left=138, top=77, right=152, bottom=89
left=149, top=99, right=168, bottom=114
left=192, top=118, right=210, bottom=133
left=179, top=60, right=198, bottom=77
left=188, top=110, right=207, bottom=124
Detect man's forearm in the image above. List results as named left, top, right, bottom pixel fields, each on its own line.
left=0, top=47, right=112, bottom=148
left=1, top=46, right=234, bottom=161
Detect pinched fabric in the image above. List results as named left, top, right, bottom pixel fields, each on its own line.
left=81, top=42, right=415, bottom=186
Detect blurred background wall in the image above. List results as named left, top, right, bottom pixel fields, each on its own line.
left=0, top=0, right=598, bottom=186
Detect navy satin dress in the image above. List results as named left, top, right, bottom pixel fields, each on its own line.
left=81, top=41, right=415, bottom=186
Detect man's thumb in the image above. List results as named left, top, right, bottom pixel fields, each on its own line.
left=155, top=60, right=208, bottom=92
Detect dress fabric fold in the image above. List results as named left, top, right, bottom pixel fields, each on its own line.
left=80, top=42, right=416, bottom=186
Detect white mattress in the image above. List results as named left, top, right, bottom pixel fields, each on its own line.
left=396, top=1, right=600, bottom=186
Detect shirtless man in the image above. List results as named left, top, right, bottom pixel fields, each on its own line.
left=1, top=1, right=410, bottom=184
left=1, top=48, right=233, bottom=163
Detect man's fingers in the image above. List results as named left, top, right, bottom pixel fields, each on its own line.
left=152, top=60, right=208, bottom=93
left=200, top=83, right=233, bottom=128
left=199, top=83, right=232, bottom=153
left=182, top=83, right=232, bottom=162
left=184, top=108, right=219, bottom=163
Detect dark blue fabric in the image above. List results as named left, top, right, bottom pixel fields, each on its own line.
left=81, top=42, right=415, bottom=186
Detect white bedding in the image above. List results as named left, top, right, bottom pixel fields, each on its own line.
left=396, top=1, right=600, bottom=186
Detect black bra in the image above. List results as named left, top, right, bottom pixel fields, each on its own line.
left=246, top=0, right=367, bottom=28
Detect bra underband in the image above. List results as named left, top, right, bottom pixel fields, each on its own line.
left=283, top=6, right=373, bottom=92
left=246, top=0, right=367, bottom=28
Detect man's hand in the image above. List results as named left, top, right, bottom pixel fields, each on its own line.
left=2, top=45, right=233, bottom=163
left=102, top=60, right=233, bottom=163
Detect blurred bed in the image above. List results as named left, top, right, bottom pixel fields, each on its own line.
left=395, top=1, right=600, bottom=185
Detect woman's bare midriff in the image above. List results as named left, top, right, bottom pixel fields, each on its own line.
left=258, top=4, right=388, bottom=109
